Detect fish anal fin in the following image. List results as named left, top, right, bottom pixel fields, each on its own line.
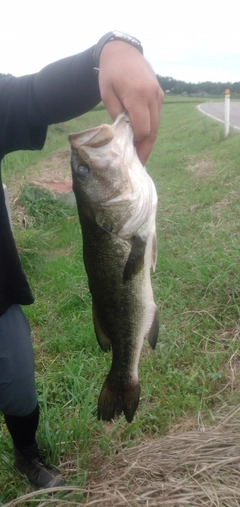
left=151, top=232, right=158, bottom=271
left=93, top=304, right=111, bottom=352
left=147, top=308, right=159, bottom=349
left=97, top=378, right=141, bottom=423
left=123, top=235, right=146, bottom=283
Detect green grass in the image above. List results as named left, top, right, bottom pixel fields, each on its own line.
left=1, top=98, right=240, bottom=503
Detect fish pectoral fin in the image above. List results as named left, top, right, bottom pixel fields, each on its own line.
left=93, top=305, right=111, bottom=352
left=123, top=235, right=146, bottom=283
left=97, top=377, right=141, bottom=423
left=146, top=308, right=159, bottom=349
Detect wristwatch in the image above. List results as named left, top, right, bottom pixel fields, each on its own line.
left=93, top=31, right=143, bottom=71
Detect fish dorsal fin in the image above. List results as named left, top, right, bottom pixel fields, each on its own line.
left=69, top=124, right=114, bottom=149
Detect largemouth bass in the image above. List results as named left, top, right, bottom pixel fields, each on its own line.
left=69, top=113, right=159, bottom=423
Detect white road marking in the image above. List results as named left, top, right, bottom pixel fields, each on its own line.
left=197, top=104, right=240, bottom=132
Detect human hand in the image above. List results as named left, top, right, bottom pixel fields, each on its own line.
left=98, top=41, right=164, bottom=166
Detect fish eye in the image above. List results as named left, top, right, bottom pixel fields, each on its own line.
left=76, top=165, right=89, bottom=177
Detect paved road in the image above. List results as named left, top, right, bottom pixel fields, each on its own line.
left=197, top=102, right=240, bottom=132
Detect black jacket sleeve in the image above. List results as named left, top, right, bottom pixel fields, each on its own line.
left=0, top=46, right=101, bottom=157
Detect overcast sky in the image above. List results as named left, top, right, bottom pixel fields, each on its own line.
left=1, top=0, right=239, bottom=83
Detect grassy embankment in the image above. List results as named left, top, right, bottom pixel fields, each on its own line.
left=1, top=97, right=240, bottom=503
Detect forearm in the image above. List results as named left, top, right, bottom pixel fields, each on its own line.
left=0, top=46, right=101, bottom=157
left=30, top=46, right=101, bottom=125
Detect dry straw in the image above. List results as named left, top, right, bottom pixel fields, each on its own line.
left=3, top=404, right=240, bottom=507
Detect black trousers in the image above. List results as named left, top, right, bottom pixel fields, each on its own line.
left=0, top=304, right=39, bottom=448
left=0, top=304, right=37, bottom=416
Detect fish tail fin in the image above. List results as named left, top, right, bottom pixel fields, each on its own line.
left=98, top=378, right=141, bottom=423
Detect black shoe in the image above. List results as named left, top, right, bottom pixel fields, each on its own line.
left=14, top=442, right=65, bottom=490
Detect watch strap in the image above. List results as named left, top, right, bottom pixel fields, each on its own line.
left=93, top=31, right=143, bottom=71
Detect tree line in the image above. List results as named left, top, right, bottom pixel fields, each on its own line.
left=156, top=75, right=240, bottom=96
left=1, top=72, right=240, bottom=97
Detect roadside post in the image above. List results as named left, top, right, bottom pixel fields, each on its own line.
left=224, top=89, right=230, bottom=138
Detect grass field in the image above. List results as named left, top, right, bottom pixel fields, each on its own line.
left=1, top=97, right=240, bottom=504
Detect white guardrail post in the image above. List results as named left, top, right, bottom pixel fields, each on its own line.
left=224, top=89, right=230, bottom=138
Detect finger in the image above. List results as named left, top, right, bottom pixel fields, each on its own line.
left=102, top=93, right=124, bottom=121
left=99, top=76, right=125, bottom=121
left=129, top=80, right=162, bottom=132
left=125, top=95, right=151, bottom=144
left=135, top=138, right=154, bottom=166
left=133, top=90, right=163, bottom=165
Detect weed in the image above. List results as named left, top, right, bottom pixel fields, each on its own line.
left=18, top=183, right=72, bottom=225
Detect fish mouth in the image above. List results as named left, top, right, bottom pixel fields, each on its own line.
left=69, top=124, right=114, bottom=149
left=69, top=113, right=130, bottom=150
